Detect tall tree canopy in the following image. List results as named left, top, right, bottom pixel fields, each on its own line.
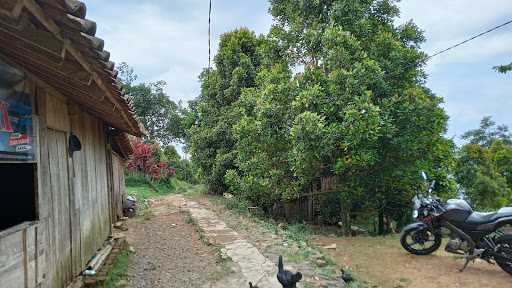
left=190, top=0, right=455, bottom=233
left=188, top=28, right=263, bottom=193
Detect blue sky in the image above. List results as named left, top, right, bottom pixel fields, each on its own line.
left=85, top=0, right=511, bottom=144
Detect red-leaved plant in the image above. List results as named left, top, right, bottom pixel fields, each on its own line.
left=127, top=138, right=176, bottom=181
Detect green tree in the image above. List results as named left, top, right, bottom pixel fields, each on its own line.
left=274, top=0, right=453, bottom=233
left=226, top=64, right=298, bottom=206
left=455, top=143, right=511, bottom=210
left=117, top=63, right=185, bottom=145
left=188, top=28, right=263, bottom=193
left=494, top=63, right=512, bottom=74
left=456, top=118, right=512, bottom=210
left=190, top=1, right=455, bottom=235
left=461, top=116, right=512, bottom=148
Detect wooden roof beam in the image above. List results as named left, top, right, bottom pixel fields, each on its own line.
left=23, top=0, right=141, bottom=136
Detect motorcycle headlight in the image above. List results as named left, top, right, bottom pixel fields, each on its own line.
left=412, top=210, right=419, bottom=218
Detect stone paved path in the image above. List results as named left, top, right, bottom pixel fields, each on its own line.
left=167, top=195, right=282, bottom=288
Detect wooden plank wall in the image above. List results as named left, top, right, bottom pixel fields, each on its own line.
left=0, top=224, right=43, bottom=288
left=36, top=85, right=52, bottom=288
left=70, top=108, right=112, bottom=269
left=110, top=154, right=125, bottom=222
left=0, top=81, right=117, bottom=288
left=47, top=129, right=73, bottom=286
left=42, top=90, right=74, bottom=287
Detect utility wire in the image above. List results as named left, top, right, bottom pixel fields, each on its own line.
left=425, top=18, right=512, bottom=62
left=207, top=0, right=212, bottom=99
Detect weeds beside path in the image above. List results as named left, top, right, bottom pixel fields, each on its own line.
left=187, top=194, right=355, bottom=288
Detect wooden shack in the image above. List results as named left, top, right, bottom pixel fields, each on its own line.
left=0, top=1, right=143, bottom=287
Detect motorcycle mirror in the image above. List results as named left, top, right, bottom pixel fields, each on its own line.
left=421, top=171, right=427, bottom=181
left=428, top=180, right=435, bottom=195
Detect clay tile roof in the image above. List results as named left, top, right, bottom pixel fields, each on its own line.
left=0, top=0, right=144, bottom=137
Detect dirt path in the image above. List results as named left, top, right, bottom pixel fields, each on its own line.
left=124, top=200, right=221, bottom=288
left=124, top=193, right=346, bottom=288
left=314, top=235, right=512, bottom=288
left=162, top=194, right=282, bottom=288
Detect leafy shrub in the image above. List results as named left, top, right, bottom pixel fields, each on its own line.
left=127, top=138, right=176, bottom=181
left=152, top=177, right=176, bottom=194
left=224, top=196, right=251, bottom=214
left=284, top=223, right=312, bottom=244
left=319, top=192, right=343, bottom=225
left=125, top=170, right=150, bottom=187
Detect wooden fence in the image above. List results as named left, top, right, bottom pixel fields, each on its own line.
left=273, top=176, right=339, bottom=223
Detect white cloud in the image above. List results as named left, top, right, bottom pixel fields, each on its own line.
left=398, top=0, right=512, bottom=140
left=86, top=0, right=272, bottom=103
left=398, top=0, right=512, bottom=39
left=399, top=0, right=512, bottom=68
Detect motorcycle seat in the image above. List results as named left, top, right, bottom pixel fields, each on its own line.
left=466, top=207, right=512, bottom=225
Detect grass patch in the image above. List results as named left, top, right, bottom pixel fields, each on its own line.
left=216, top=197, right=312, bottom=244
left=174, top=179, right=207, bottom=197
left=223, top=197, right=250, bottom=213
left=282, top=246, right=315, bottom=263
left=125, top=171, right=178, bottom=216
left=100, top=250, right=133, bottom=288
left=316, top=265, right=337, bottom=278
left=181, top=210, right=209, bottom=245
left=183, top=211, right=195, bottom=225
left=208, top=246, right=234, bottom=282
left=284, top=223, right=312, bottom=244
left=125, top=171, right=176, bottom=196
left=126, top=184, right=154, bottom=216
left=341, top=267, right=369, bottom=288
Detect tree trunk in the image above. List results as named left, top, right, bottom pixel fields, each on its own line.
left=341, top=202, right=351, bottom=236
left=378, top=210, right=385, bottom=235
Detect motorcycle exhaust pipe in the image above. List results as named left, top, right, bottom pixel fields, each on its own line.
left=442, top=221, right=476, bottom=252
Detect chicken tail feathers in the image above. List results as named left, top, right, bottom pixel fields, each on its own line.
left=278, top=255, right=284, bottom=273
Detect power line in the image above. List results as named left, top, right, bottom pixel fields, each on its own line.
left=207, top=0, right=212, bottom=98
left=208, top=0, right=212, bottom=72
left=426, top=18, right=512, bottom=61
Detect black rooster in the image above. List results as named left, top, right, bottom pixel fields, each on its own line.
left=340, top=268, right=354, bottom=283
left=277, top=255, right=302, bottom=288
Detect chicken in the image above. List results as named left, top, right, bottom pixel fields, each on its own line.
left=341, top=268, right=354, bottom=283
left=276, top=255, right=302, bottom=288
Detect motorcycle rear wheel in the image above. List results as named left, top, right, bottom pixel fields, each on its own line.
left=495, top=235, right=512, bottom=275
left=400, top=227, right=442, bottom=255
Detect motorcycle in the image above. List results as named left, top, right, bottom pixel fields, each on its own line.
left=400, top=172, right=512, bottom=274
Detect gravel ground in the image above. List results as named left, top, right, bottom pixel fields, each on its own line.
left=125, top=207, right=219, bottom=288
left=314, top=235, right=512, bottom=288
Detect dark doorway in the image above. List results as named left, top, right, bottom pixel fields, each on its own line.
left=0, top=163, right=37, bottom=230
